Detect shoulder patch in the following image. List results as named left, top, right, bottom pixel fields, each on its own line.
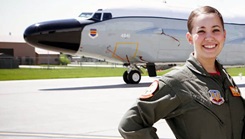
left=140, top=80, right=159, bottom=99
left=230, top=86, right=241, bottom=97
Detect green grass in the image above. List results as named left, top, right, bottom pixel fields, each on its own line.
left=226, top=67, right=245, bottom=76
left=0, top=66, right=244, bottom=81
left=0, top=67, right=169, bottom=81
left=0, top=67, right=126, bottom=80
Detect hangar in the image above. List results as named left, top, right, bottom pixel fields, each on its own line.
left=0, top=41, right=60, bottom=67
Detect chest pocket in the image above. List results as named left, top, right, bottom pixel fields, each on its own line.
left=179, top=76, right=227, bottom=126
left=193, top=94, right=224, bottom=126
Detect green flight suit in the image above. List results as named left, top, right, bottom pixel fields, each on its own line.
left=118, top=55, right=245, bottom=139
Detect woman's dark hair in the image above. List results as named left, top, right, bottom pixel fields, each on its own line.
left=187, top=6, right=224, bottom=33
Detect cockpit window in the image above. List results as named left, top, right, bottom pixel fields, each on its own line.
left=78, top=12, right=93, bottom=19
left=92, top=13, right=102, bottom=21
left=103, top=13, right=112, bottom=21
left=90, top=12, right=112, bottom=22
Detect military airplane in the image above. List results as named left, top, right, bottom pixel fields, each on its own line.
left=23, top=3, right=245, bottom=84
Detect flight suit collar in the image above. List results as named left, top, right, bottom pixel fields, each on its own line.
left=185, top=53, right=224, bottom=77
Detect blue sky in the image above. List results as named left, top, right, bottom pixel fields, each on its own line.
left=1, top=0, right=244, bottom=42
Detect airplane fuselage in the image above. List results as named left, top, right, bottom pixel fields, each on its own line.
left=80, top=17, right=190, bottom=64
left=76, top=5, right=245, bottom=65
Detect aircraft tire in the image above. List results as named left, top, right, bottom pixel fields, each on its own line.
left=123, top=71, right=130, bottom=84
left=127, top=70, right=141, bottom=84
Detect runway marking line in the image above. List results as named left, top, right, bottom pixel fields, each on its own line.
left=0, top=131, right=123, bottom=139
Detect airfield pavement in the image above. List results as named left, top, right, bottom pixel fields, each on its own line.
left=0, top=76, right=245, bottom=139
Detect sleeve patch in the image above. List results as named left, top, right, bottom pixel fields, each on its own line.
left=140, top=80, right=159, bottom=99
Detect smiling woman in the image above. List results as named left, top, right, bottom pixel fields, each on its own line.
left=118, top=6, right=245, bottom=139
left=186, top=7, right=226, bottom=73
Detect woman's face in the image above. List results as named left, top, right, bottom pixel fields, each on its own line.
left=186, top=13, right=226, bottom=62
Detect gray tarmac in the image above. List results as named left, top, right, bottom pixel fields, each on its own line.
left=0, top=76, right=245, bottom=139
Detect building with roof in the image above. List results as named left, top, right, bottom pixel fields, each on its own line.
left=0, top=42, right=60, bottom=66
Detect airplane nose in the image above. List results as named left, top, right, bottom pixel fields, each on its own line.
left=24, top=19, right=84, bottom=54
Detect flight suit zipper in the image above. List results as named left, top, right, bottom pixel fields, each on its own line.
left=193, top=95, right=224, bottom=126
left=210, top=72, right=234, bottom=138
left=222, top=70, right=236, bottom=139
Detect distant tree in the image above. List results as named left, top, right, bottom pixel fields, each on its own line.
left=59, top=54, right=71, bottom=65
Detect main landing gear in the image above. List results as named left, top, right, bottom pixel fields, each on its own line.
left=123, top=70, right=141, bottom=84
left=123, top=63, right=156, bottom=84
left=123, top=64, right=142, bottom=84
